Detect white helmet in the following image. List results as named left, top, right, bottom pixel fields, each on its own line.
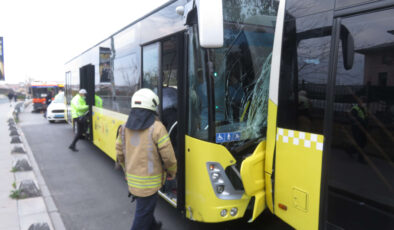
left=79, top=89, right=87, bottom=94
left=131, top=88, right=159, bottom=111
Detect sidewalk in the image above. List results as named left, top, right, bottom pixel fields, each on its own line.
left=0, top=101, right=65, bottom=230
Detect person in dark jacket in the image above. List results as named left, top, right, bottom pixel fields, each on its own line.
left=7, top=90, right=14, bottom=106
left=44, top=91, right=53, bottom=118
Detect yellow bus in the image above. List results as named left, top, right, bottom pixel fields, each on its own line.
left=65, top=0, right=394, bottom=229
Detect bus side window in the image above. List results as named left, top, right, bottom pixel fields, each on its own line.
left=328, top=10, right=394, bottom=229
left=277, top=16, right=332, bottom=135
left=142, top=42, right=160, bottom=93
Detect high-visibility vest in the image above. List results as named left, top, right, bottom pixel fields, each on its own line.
left=95, top=95, right=103, bottom=108
left=351, top=104, right=366, bottom=121
left=71, top=94, right=88, bottom=118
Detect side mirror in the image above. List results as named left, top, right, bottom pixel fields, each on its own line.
left=195, top=0, right=224, bottom=48
left=340, top=25, right=354, bottom=70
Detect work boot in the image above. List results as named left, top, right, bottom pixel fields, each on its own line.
left=68, top=145, right=78, bottom=152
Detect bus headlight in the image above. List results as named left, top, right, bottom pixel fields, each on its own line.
left=220, top=209, right=227, bottom=217
left=230, top=207, right=238, bottom=216
left=211, top=172, right=220, bottom=181
left=206, top=162, right=244, bottom=200
left=216, top=185, right=225, bottom=193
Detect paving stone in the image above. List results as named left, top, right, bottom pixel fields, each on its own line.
left=19, top=212, right=53, bottom=230
left=18, top=197, right=46, bottom=217
left=0, top=212, right=19, bottom=230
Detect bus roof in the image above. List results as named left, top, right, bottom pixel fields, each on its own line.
left=65, top=0, right=177, bottom=65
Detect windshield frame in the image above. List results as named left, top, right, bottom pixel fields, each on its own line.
left=187, top=0, right=279, bottom=147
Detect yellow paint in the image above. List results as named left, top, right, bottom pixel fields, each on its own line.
left=185, top=136, right=250, bottom=222
left=92, top=107, right=128, bottom=161
left=240, top=141, right=266, bottom=222
left=265, top=99, right=278, bottom=212
left=274, top=128, right=323, bottom=230
left=265, top=172, right=274, bottom=213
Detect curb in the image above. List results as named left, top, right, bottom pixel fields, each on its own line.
left=11, top=101, right=67, bottom=230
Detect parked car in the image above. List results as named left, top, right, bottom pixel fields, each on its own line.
left=46, top=92, right=66, bottom=123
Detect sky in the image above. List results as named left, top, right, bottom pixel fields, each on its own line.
left=0, top=0, right=169, bottom=84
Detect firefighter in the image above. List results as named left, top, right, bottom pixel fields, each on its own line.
left=68, top=89, right=89, bottom=152
left=116, top=88, right=177, bottom=230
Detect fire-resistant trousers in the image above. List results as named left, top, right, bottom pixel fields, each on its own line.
left=131, top=193, right=158, bottom=230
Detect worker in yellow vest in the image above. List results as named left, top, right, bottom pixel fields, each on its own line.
left=69, top=89, right=88, bottom=152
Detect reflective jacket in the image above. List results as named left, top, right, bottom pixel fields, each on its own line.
left=71, top=94, right=88, bottom=119
left=116, top=120, right=177, bottom=197
left=95, top=95, right=103, bottom=108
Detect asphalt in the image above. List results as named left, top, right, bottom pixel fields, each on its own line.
left=19, top=105, right=292, bottom=230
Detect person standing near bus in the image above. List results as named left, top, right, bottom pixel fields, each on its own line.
left=44, top=90, right=53, bottom=118
left=349, top=96, right=368, bottom=163
left=68, top=89, right=89, bottom=152
left=95, top=94, right=103, bottom=108
left=116, top=88, right=177, bottom=230
left=7, top=90, right=14, bottom=106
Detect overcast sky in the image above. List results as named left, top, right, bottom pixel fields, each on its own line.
left=0, top=0, right=169, bottom=84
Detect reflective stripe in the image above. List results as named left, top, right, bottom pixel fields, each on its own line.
left=352, top=105, right=366, bottom=120
left=126, top=173, right=162, bottom=180
left=127, top=178, right=162, bottom=184
left=126, top=174, right=163, bottom=189
left=127, top=178, right=161, bottom=185
left=148, top=126, right=154, bottom=174
left=158, top=134, right=169, bottom=147
left=121, top=125, right=126, bottom=160
left=167, top=164, right=177, bottom=172
left=127, top=181, right=162, bottom=189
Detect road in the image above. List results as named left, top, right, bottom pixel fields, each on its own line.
left=19, top=105, right=292, bottom=230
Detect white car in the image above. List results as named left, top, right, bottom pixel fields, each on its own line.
left=46, top=92, right=66, bottom=123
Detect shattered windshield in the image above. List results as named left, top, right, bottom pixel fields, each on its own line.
left=211, top=0, right=278, bottom=143
left=187, top=0, right=278, bottom=144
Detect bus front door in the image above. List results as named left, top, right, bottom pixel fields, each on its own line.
left=141, top=32, right=185, bottom=210
left=79, top=64, right=95, bottom=140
